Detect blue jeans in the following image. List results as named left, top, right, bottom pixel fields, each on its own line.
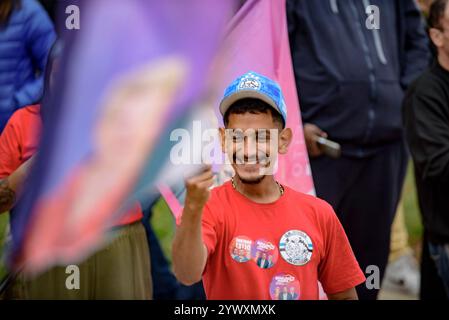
left=428, top=242, right=449, bottom=298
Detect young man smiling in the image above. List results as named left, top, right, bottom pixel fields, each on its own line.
left=172, top=72, right=365, bottom=300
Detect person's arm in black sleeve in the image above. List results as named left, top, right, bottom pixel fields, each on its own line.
left=286, top=0, right=297, bottom=46
left=400, top=0, right=431, bottom=89
left=403, top=86, right=449, bottom=182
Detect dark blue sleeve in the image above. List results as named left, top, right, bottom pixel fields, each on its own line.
left=13, top=0, right=56, bottom=109
left=399, top=0, right=430, bottom=89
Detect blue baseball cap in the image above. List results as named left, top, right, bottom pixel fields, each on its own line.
left=219, top=71, right=287, bottom=127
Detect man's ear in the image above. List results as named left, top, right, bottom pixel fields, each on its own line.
left=219, top=127, right=226, bottom=153
left=430, top=28, right=443, bottom=48
left=278, top=128, right=293, bottom=154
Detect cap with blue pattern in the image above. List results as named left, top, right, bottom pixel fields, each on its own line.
left=219, top=71, right=287, bottom=127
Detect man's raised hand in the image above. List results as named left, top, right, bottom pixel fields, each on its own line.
left=184, top=165, right=214, bottom=213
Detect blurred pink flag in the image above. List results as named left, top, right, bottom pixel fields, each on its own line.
left=213, top=0, right=313, bottom=193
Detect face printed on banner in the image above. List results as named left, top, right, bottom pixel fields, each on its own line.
left=269, top=273, right=300, bottom=300
left=229, top=236, right=253, bottom=263
left=274, top=286, right=280, bottom=299
left=251, top=238, right=278, bottom=269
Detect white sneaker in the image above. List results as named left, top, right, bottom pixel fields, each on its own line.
left=382, top=253, right=420, bottom=297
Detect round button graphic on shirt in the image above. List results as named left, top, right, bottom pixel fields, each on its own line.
left=269, top=273, right=300, bottom=300
left=279, top=230, right=313, bottom=266
left=229, top=236, right=253, bottom=263
left=251, top=239, right=278, bottom=269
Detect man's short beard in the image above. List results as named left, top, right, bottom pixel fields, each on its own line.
left=237, top=174, right=266, bottom=185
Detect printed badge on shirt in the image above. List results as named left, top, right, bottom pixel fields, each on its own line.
left=269, top=273, right=300, bottom=300
left=229, top=236, right=252, bottom=263
left=251, top=238, right=278, bottom=269
left=279, top=230, right=313, bottom=266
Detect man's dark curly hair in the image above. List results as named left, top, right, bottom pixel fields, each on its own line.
left=223, top=98, right=285, bottom=128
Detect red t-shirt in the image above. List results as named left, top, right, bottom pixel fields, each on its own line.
left=201, top=181, right=365, bottom=300
left=0, top=105, right=142, bottom=225
left=0, top=105, right=41, bottom=177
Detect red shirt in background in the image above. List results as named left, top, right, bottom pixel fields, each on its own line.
left=0, top=105, right=41, bottom=178
left=0, top=105, right=142, bottom=225
left=201, top=181, right=365, bottom=300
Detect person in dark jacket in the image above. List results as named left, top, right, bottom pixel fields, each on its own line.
left=403, top=0, right=449, bottom=299
left=37, top=0, right=57, bottom=22
left=288, top=0, right=430, bottom=299
left=0, top=0, right=56, bottom=133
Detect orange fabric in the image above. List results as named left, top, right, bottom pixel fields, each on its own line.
left=201, top=181, right=365, bottom=300
left=0, top=105, right=142, bottom=225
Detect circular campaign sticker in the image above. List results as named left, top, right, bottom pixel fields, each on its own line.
left=279, top=230, right=313, bottom=266
left=251, top=239, right=278, bottom=269
left=269, top=273, right=300, bottom=300
left=229, top=236, right=253, bottom=263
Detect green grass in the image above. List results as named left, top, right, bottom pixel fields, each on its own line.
left=402, top=163, right=424, bottom=250
left=0, top=213, right=9, bottom=281
left=150, top=198, right=176, bottom=264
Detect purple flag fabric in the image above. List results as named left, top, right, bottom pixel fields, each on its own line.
left=11, top=0, right=234, bottom=273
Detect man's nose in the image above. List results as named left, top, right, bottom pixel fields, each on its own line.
left=243, top=136, right=258, bottom=163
